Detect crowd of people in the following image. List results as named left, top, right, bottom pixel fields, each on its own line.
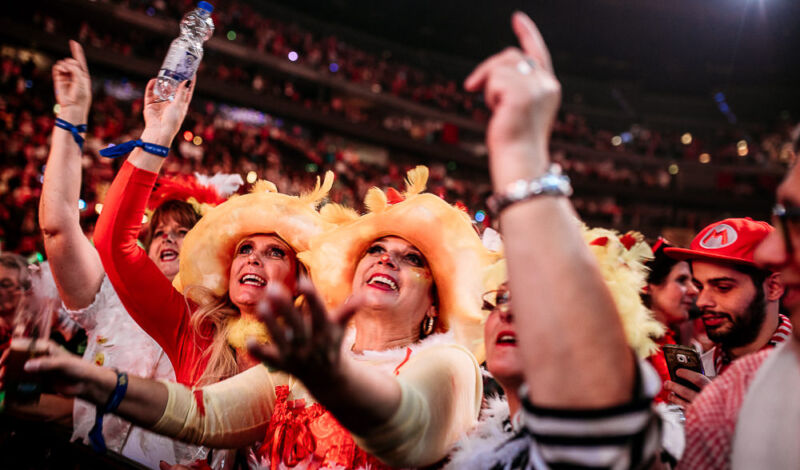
left=17, top=0, right=799, bottom=164
left=0, top=42, right=789, bottom=257
left=1, top=6, right=800, bottom=470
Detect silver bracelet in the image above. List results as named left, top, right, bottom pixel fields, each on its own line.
left=486, top=164, right=572, bottom=216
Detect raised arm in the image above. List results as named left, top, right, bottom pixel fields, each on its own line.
left=465, top=13, right=635, bottom=408
left=39, top=41, right=104, bottom=311
left=93, top=79, right=197, bottom=372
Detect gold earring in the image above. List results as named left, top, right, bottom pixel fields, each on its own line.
left=422, top=316, right=436, bottom=336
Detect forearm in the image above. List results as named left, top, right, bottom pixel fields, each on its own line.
left=350, top=345, right=481, bottom=467
left=40, top=107, right=85, bottom=234
left=40, top=107, right=104, bottom=309
left=81, top=366, right=169, bottom=427
left=305, top=357, right=401, bottom=435
left=500, top=176, right=634, bottom=407
left=126, top=126, right=174, bottom=173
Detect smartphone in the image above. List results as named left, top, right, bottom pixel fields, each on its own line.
left=663, top=344, right=705, bottom=393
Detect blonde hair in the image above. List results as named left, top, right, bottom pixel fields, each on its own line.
left=186, top=286, right=240, bottom=386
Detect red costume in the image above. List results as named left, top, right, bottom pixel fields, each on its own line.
left=95, top=161, right=212, bottom=385
left=647, top=330, right=677, bottom=404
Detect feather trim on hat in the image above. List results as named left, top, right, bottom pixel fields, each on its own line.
left=583, top=226, right=664, bottom=358
left=147, top=174, right=230, bottom=215
left=403, top=165, right=429, bottom=197
left=364, top=187, right=388, bottom=213
left=319, top=203, right=360, bottom=225
left=299, top=171, right=334, bottom=207
left=252, top=180, right=278, bottom=194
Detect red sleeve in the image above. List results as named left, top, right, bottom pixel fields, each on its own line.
left=94, top=161, right=196, bottom=380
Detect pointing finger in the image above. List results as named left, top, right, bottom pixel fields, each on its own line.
left=69, top=40, right=89, bottom=73
left=512, top=11, right=553, bottom=73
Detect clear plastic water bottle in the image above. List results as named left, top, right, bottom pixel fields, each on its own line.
left=154, top=1, right=214, bottom=101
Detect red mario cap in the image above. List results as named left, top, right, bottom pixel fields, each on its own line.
left=664, top=217, right=773, bottom=266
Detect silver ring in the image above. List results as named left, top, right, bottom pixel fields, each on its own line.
left=516, top=58, right=538, bottom=75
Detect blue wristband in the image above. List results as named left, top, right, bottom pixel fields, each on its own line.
left=99, top=139, right=169, bottom=159
left=54, top=118, right=87, bottom=150
left=88, top=370, right=128, bottom=453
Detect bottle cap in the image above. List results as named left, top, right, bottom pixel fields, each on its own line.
left=197, top=1, right=214, bottom=13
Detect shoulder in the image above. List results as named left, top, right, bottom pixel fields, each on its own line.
left=407, top=342, right=480, bottom=374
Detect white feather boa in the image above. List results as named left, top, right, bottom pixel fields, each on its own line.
left=443, top=396, right=522, bottom=470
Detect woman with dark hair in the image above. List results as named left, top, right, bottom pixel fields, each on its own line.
left=643, top=238, right=699, bottom=403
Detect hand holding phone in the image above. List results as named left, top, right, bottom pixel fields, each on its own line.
left=663, top=344, right=705, bottom=392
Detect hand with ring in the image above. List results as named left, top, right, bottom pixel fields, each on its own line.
left=247, top=277, right=363, bottom=387
left=464, top=11, right=561, bottom=189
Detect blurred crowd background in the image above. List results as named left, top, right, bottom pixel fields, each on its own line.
left=1, top=0, right=799, bottom=260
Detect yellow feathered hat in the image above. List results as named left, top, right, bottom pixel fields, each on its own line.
left=298, top=166, right=501, bottom=362
left=173, top=173, right=336, bottom=304
left=483, top=226, right=664, bottom=359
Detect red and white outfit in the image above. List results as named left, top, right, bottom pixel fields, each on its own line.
left=678, top=316, right=793, bottom=469
left=95, top=161, right=213, bottom=385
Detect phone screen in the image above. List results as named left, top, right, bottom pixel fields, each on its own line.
left=662, top=344, right=705, bottom=393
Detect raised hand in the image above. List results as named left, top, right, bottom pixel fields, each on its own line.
left=246, top=278, right=362, bottom=388
left=464, top=12, right=561, bottom=187
left=140, top=78, right=195, bottom=147
left=52, top=40, right=91, bottom=123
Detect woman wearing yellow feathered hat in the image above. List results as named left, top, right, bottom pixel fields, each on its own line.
left=26, top=165, right=501, bottom=469
left=92, top=76, right=336, bottom=389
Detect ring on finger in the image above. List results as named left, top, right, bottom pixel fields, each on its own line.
left=516, top=57, right=538, bottom=75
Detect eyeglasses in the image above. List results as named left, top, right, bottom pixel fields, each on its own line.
left=772, top=203, right=800, bottom=255
left=481, top=289, right=511, bottom=314
left=0, top=280, right=21, bottom=292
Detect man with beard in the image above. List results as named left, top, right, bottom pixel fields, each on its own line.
left=661, top=218, right=791, bottom=409
left=672, top=170, right=800, bottom=468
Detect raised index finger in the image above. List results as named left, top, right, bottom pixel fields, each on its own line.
left=512, top=11, right=553, bottom=73
left=69, top=40, right=89, bottom=73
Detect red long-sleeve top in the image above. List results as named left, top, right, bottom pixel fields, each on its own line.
left=95, top=161, right=211, bottom=385
left=646, top=330, right=677, bottom=403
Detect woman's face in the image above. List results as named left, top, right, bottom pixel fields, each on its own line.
left=228, top=234, right=297, bottom=312
left=351, top=236, right=435, bottom=329
left=649, top=261, right=698, bottom=327
left=0, top=264, right=23, bottom=319
left=147, top=216, right=190, bottom=281
left=483, top=284, right=523, bottom=388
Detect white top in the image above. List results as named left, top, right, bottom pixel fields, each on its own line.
left=66, top=275, right=207, bottom=469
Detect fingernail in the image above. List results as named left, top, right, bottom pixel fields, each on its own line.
left=185, top=80, right=192, bottom=88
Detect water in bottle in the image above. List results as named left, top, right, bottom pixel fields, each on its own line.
left=154, top=1, right=215, bottom=101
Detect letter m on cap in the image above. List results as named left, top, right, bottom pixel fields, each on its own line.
left=700, top=223, right=738, bottom=249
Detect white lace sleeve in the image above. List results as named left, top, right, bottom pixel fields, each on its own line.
left=62, top=274, right=114, bottom=331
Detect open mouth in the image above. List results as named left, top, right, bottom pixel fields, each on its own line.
left=160, top=249, right=178, bottom=261
left=495, top=331, right=517, bottom=346
left=367, top=273, right=398, bottom=292
left=240, top=273, right=267, bottom=287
